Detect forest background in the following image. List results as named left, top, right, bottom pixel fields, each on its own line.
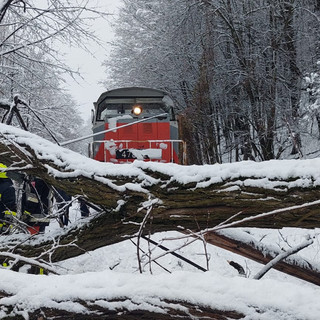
left=2, top=0, right=320, bottom=165
left=106, top=0, right=320, bottom=165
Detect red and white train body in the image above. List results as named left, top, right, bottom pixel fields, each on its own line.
left=90, top=87, right=185, bottom=164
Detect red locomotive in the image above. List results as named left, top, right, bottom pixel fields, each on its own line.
left=89, top=87, right=186, bottom=164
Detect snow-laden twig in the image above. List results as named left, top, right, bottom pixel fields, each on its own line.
left=184, top=219, right=210, bottom=271
left=216, top=211, right=243, bottom=228
left=136, top=202, right=154, bottom=273
left=130, top=239, right=171, bottom=274
left=141, top=235, right=206, bottom=271
left=253, top=237, right=314, bottom=280
left=0, top=251, right=59, bottom=274
left=40, top=236, right=86, bottom=265
left=15, top=96, right=60, bottom=144
left=209, top=199, right=320, bottom=232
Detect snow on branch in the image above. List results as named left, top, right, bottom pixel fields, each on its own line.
left=1, top=123, right=320, bottom=265
left=2, top=123, right=320, bottom=191
left=253, top=237, right=314, bottom=280
left=217, top=229, right=320, bottom=273
left=203, top=229, right=320, bottom=286
left=0, top=251, right=59, bottom=275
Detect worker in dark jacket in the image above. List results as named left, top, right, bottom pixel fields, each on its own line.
left=22, top=177, right=50, bottom=234
left=0, top=163, right=16, bottom=233
left=79, top=198, right=89, bottom=217
left=55, top=188, right=71, bottom=226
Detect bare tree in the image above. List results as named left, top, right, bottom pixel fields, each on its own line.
left=0, top=0, right=108, bottom=146
left=105, top=0, right=320, bottom=164
left=0, top=0, right=14, bottom=23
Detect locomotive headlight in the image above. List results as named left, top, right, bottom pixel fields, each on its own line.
left=132, top=105, right=143, bottom=116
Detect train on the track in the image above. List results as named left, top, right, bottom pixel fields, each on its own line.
left=89, top=87, right=186, bottom=164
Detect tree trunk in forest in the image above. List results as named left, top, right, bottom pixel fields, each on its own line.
left=0, top=0, right=13, bottom=23
left=280, top=1, right=302, bottom=156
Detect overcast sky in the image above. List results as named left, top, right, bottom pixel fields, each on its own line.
left=63, top=0, right=121, bottom=121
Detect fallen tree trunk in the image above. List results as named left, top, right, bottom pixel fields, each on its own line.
left=0, top=124, right=320, bottom=263
left=8, top=300, right=245, bottom=320
left=203, top=230, right=320, bottom=286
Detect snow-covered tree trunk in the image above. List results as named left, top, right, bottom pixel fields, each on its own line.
left=0, top=124, right=320, bottom=264
left=204, top=231, right=320, bottom=286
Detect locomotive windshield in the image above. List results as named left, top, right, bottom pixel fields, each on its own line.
left=96, top=97, right=167, bottom=121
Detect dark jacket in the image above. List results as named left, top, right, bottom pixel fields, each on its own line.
left=55, top=188, right=71, bottom=226
left=0, top=178, right=16, bottom=219
left=23, top=178, right=50, bottom=217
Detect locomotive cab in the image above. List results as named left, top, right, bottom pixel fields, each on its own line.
left=90, top=87, right=185, bottom=164
left=97, top=98, right=169, bottom=120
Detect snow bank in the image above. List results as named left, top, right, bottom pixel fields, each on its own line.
left=0, top=266, right=319, bottom=320
left=0, top=212, right=319, bottom=320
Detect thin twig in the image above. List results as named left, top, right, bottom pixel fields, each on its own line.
left=253, top=238, right=314, bottom=280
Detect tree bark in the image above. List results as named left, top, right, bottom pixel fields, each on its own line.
left=204, top=231, right=320, bottom=286
left=0, top=124, right=320, bottom=263
left=0, top=0, right=13, bottom=23
left=2, top=299, right=245, bottom=320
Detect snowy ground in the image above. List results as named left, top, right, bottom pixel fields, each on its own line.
left=0, top=206, right=319, bottom=320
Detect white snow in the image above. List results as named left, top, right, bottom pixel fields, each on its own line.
left=0, top=123, right=320, bottom=318
left=1, top=267, right=319, bottom=320
left=3, top=123, right=320, bottom=193
left=130, top=148, right=162, bottom=160
left=0, top=227, right=319, bottom=319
